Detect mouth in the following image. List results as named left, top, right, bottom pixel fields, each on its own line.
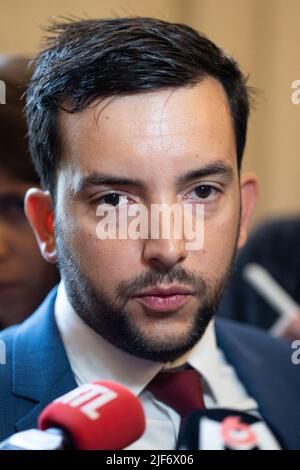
left=132, top=285, right=195, bottom=313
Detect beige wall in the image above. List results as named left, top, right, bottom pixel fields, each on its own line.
left=0, top=0, right=299, bottom=224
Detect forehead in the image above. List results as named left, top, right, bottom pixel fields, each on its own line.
left=58, top=77, right=237, bottom=184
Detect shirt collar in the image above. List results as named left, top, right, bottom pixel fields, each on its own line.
left=55, top=280, right=221, bottom=398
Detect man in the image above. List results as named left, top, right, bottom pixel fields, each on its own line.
left=0, top=17, right=299, bottom=450
left=0, top=56, right=59, bottom=328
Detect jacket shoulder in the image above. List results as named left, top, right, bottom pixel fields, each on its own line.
left=215, top=317, right=298, bottom=377
left=0, top=324, right=37, bottom=440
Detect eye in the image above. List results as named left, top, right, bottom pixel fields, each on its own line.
left=188, top=185, right=219, bottom=201
left=96, top=193, right=128, bottom=207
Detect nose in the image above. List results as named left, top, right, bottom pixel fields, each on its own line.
left=142, top=235, right=188, bottom=273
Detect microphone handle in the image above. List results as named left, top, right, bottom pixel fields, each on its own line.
left=0, top=427, right=73, bottom=450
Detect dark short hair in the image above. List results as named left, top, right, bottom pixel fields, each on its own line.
left=0, top=55, right=39, bottom=183
left=26, top=17, right=250, bottom=193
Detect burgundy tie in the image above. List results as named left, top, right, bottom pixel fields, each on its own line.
left=146, top=368, right=205, bottom=418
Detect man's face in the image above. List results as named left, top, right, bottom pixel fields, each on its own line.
left=54, top=78, right=243, bottom=361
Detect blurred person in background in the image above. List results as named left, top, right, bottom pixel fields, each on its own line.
left=217, top=217, right=300, bottom=341
left=0, top=55, right=59, bottom=329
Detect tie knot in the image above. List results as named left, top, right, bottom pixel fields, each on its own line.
left=146, top=368, right=205, bottom=418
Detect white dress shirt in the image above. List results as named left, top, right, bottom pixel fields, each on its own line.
left=54, top=281, right=280, bottom=450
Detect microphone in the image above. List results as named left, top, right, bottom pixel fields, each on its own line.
left=177, top=409, right=281, bottom=450
left=0, top=381, right=145, bottom=450
left=243, top=263, right=300, bottom=337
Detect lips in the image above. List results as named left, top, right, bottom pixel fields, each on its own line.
left=135, top=285, right=194, bottom=297
left=133, top=285, right=195, bottom=313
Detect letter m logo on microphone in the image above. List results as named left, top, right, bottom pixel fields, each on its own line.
left=55, top=383, right=118, bottom=420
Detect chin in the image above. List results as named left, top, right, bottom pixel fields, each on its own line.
left=121, top=322, right=205, bottom=362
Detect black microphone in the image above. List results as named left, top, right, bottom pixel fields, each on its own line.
left=177, top=409, right=281, bottom=450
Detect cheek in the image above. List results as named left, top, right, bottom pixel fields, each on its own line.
left=192, top=200, right=239, bottom=277
left=69, top=220, right=143, bottom=291
left=61, top=198, right=143, bottom=267
left=204, top=224, right=237, bottom=267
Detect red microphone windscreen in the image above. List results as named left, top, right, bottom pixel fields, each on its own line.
left=38, top=381, right=145, bottom=450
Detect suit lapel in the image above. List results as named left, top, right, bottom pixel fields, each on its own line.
left=215, top=318, right=300, bottom=449
left=12, top=287, right=77, bottom=431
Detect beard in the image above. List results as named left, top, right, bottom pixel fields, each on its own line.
left=56, top=229, right=238, bottom=362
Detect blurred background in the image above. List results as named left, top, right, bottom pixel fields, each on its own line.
left=0, top=0, right=299, bottom=223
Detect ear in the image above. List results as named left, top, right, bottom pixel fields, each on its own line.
left=237, top=172, right=259, bottom=249
left=24, top=188, right=57, bottom=264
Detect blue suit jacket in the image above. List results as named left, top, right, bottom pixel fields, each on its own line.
left=0, top=287, right=299, bottom=449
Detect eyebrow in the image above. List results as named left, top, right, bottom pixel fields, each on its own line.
left=77, top=160, right=234, bottom=193
left=77, top=174, right=145, bottom=192
left=177, top=161, right=234, bottom=185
